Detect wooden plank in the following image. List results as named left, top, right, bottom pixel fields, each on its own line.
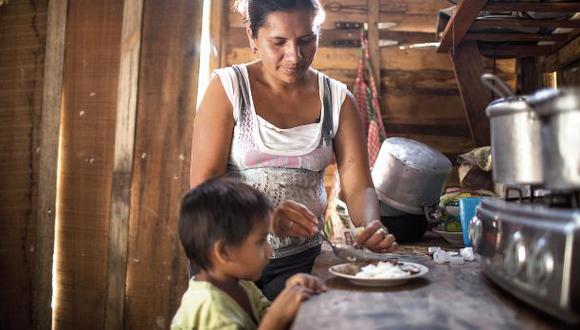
left=542, top=35, right=580, bottom=72
left=464, top=32, right=567, bottom=42
left=35, top=1, right=66, bottom=329
left=0, top=1, right=49, bottom=329
left=226, top=27, right=435, bottom=48
left=437, top=0, right=488, bottom=53
left=104, top=0, right=144, bottom=329
left=479, top=44, right=556, bottom=58
left=226, top=47, right=514, bottom=73
left=368, top=0, right=381, bottom=94
left=485, top=3, right=580, bottom=12
left=53, top=0, right=124, bottom=328
left=124, top=0, right=202, bottom=328
left=472, top=18, right=580, bottom=29
left=226, top=0, right=450, bottom=32
left=449, top=41, right=492, bottom=147
left=384, top=123, right=470, bottom=137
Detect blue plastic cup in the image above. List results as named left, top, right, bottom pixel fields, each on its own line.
left=459, top=197, right=481, bottom=247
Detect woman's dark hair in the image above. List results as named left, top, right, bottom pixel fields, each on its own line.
left=178, top=177, right=272, bottom=271
left=235, top=0, right=325, bottom=37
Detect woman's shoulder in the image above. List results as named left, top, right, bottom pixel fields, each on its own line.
left=312, top=68, right=347, bottom=91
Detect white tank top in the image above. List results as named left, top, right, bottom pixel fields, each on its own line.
left=213, top=64, right=347, bottom=258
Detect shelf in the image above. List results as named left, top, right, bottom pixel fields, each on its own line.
left=437, top=1, right=580, bottom=56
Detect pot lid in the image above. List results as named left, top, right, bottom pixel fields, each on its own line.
left=526, top=88, right=580, bottom=115
left=485, top=97, right=535, bottom=118
left=383, top=137, right=452, bottom=173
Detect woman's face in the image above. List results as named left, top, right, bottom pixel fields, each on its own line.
left=251, top=9, right=319, bottom=83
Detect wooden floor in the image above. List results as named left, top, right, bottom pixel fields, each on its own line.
left=292, top=233, right=577, bottom=330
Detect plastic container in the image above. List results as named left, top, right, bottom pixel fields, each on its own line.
left=459, top=197, right=482, bottom=247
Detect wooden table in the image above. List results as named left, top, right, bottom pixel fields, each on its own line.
left=292, top=233, right=576, bottom=330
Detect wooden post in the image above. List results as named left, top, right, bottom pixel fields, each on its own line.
left=518, top=57, right=542, bottom=94
left=367, top=0, right=381, bottom=94
left=104, top=0, right=144, bottom=329
left=449, top=41, right=492, bottom=147
left=210, top=0, right=224, bottom=70
left=36, top=1, right=68, bottom=329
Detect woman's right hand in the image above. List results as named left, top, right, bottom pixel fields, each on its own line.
left=271, top=200, right=319, bottom=238
left=259, top=284, right=313, bottom=330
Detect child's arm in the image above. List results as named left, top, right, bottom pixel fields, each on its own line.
left=258, top=285, right=313, bottom=330
left=285, top=273, right=327, bottom=294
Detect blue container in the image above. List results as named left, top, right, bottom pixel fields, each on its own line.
left=459, top=197, right=481, bottom=247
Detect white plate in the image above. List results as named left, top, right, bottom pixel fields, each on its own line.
left=329, top=261, right=429, bottom=287
left=433, top=228, right=464, bottom=247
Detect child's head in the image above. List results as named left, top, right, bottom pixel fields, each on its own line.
left=179, top=177, right=273, bottom=280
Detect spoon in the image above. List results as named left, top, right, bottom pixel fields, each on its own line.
left=319, top=230, right=367, bottom=262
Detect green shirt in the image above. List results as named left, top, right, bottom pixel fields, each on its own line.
left=171, top=279, right=271, bottom=330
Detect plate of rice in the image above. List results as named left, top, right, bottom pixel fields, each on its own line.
left=329, top=260, right=429, bottom=287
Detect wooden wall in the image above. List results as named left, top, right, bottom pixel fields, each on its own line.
left=216, top=0, right=516, bottom=188
left=0, top=1, right=48, bottom=328
left=0, top=1, right=202, bottom=329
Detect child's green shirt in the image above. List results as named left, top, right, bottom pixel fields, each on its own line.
left=171, top=279, right=271, bottom=330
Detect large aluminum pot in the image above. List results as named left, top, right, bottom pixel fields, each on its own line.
left=482, top=74, right=543, bottom=185
left=528, top=88, right=580, bottom=190
left=485, top=98, right=543, bottom=185
left=371, top=137, right=452, bottom=216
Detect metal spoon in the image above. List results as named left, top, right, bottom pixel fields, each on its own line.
left=319, top=230, right=367, bottom=262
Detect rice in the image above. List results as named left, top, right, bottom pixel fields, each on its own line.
left=354, top=261, right=410, bottom=279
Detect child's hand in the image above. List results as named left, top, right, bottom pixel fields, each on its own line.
left=259, top=285, right=312, bottom=330
left=286, top=273, right=327, bottom=294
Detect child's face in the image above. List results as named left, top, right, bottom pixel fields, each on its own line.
left=227, top=214, right=273, bottom=281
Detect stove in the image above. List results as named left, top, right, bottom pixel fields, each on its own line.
left=471, top=190, right=580, bottom=323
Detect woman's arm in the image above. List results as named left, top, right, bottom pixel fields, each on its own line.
left=333, top=91, right=397, bottom=253
left=189, top=75, right=235, bottom=188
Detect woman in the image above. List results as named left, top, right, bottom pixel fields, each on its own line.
left=190, top=0, right=398, bottom=300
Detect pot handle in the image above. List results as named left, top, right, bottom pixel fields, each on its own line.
left=424, top=205, right=444, bottom=224
left=481, top=73, right=514, bottom=99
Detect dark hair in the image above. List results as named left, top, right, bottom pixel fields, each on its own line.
left=235, top=0, right=325, bottom=37
left=178, top=177, right=272, bottom=271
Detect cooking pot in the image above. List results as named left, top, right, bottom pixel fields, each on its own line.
left=482, top=74, right=544, bottom=186
left=527, top=88, right=580, bottom=190
left=371, top=137, right=452, bottom=220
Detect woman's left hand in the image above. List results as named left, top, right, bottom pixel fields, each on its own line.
left=355, top=220, right=398, bottom=253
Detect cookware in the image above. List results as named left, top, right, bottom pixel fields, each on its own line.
left=527, top=88, right=580, bottom=190
left=371, top=137, right=452, bottom=220
left=482, top=73, right=544, bottom=185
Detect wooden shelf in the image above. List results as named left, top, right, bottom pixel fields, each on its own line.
left=437, top=1, right=580, bottom=55
left=435, top=1, right=580, bottom=148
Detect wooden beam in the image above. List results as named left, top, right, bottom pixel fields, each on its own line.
left=437, top=0, right=488, bottom=53
left=464, top=32, right=567, bottom=42
left=542, top=35, right=580, bottom=72
left=368, top=0, right=381, bottom=94
left=472, top=18, right=580, bottom=29
left=104, top=0, right=144, bottom=329
left=36, top=1, right=68, bottom=329
left=485, top=3, right=580, bottom=12
left=449, top=41, right=492, bottom=147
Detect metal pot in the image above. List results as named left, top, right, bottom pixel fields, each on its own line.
left=527, top=88, right=580, bottom=190
left=371, top=137, right=452, bottom=219
left=482, top=74, right=543, bottom=185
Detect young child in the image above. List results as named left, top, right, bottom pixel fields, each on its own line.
left=172, top=178, right=327, bottom=330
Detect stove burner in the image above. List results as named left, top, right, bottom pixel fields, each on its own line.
left=503, top=186, right=579, bottom=209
